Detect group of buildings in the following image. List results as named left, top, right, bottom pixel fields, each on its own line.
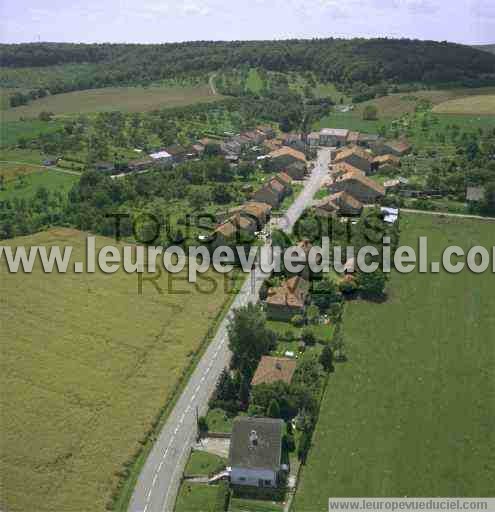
left=313, top=136, right=411, bottom=219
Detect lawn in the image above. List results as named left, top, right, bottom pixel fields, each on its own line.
left=245, top=69, right=264, bottom=94
left=175, top=483, right=218, bottom=512
left=184, top=451, right=226, bottom=477
left=0, top=228, right=233, bottom=512
left=2, top=84, right=221, bottom=121
left=432, top=94, right=495, bottom=115
left=293, top=214, right=495, bottom=510
left=0, top=169, right=79, bottom=200
left=229, top=497, right=284, bottom=512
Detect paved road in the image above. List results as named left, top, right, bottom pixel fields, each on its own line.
left=128, top=149, right=330, bottom=512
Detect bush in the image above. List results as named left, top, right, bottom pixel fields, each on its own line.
left=198, top=416, right=209, bottom=435
left=291, top=314, right=304, bottom=327
left=301, top=328, right=316, bottom=346
left=214, top=480, right=230, bottom=512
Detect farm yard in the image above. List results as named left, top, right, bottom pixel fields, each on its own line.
left=0, top=228, right=234, bottom=512
left=293, top=214, right=495, bottom=510
left=1, top=84, right=221, bottom=121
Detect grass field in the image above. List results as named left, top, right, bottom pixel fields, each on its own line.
left=229, top=497, right=284, bottom=511
left=314, top=112, right=386, bottom=134
left=356, top=87, right=495, bottom=118
left=432, top=95, right=495, bottom=115
left=0, top=228, right=233, bottom=512
left=2, top=84, right=221, bottom=121
left=0, top=169, right=78, bottom=200
left=0, top=118, right=64, bottom=147
left=293, top=214, right=495, bottom=510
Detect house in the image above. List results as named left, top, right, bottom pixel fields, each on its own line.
left=307, top=132, right=320, bottom=147
left=384, top=177, right=408, bottom=192
left=373, top=154, right=401, bottom=172
left=251, top=356, right=297, bottom=386
left=333, top=146, right=375, bottom=174
left=165, top=145, right=194, bottom=163
left=149, top=150, right=173, bottom=168
left=268, top=147, right=307, bottom=170
left=243, top=130, right=264, bottom=145
left=331, top=161, right=365, bottom=179
left=229, top=417, right=285, bottom=488
left=380, top=140, right=412, bottom=157
left=264, top=139, right=284, bottom=152
left=257, top=125, right=276, bottom=139
left=273, top=172, right=292, bottom=190
left=319, top=128, right=349, bottom=147
left=283, top=161, right=307, bottom=180
left=127, top=158, right=154, bottom=172
left=228, top=202, right=272, bottom=230
left=329, top=191, right=363, bottom=216
left=357, top=133, right=381, bottom=148
left=466, top=186, right=485, bottom=203
left=212, top=215, right=256, bottom=247
left=94, top=161, right=115, bottom=173
left=346, top=131, right=360, bottom=145
left=331, top=172, right=385, bottom=204
left=221, top=140, right=242, bottom=155
left=314, top=196, right=339, bottom=218
left=266, top=276, right=309, bottom=321
left=253, top=183, right=281, bottom=208
left=42, top=157, right=59, bottom=166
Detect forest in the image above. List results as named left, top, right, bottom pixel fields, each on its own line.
left=2, top=38, right=495, bottom=98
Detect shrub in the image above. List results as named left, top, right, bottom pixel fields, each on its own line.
left=291, top=314, right=304, bottom=327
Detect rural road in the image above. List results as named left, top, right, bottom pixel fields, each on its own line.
left=208, top=74, right=218, bottom=96
left=128, top=149, right=331, bottom=512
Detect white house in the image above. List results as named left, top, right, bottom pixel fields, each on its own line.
left=229, top=417, right=284, bottom=488
left=149, top=150, right=173, bottom=168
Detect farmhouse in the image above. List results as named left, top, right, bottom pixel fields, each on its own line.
left=331, top=172, right=385, bottom=203
left=283, top=161, right=307, bottom=180
left=252, top=175, right=291, bottom=208
left=358, top=133, right=381, bottom=148
left=273, top=172, right=293, bottom=189
left=334, top=146, right=375, bottom=174
left=268, top=146, right=307, bottom=170
left=251, top=356, right=297, bottom=386
left=331, top=161, right=365, bottom=179
left=229, top=417, right=284, bottom=488
left=379, top=140, right=412, bottom=157
left=307, top=132, right=320, bottom=147
left=228, top=201, right=272, bottom=229
left=257, top=125, right=276, bottom=139
left=319, top=128, right=349, bottom=147
left=266, top=276, right=309, bottom=321
left=373, top=154, right=401, bottom=172
left=127, top=158, right=154, bottom=172
left=330, top=191, right=363, bottom=216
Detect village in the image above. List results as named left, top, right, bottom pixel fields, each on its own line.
left=171, top=126, right=408, bottom=512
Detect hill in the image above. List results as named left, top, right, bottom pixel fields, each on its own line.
left=472, top=44, right=495, bottom=55
left=1, top=39, right=494, bottom=96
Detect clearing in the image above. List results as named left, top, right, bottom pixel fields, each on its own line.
left=0, top=228, right=233, bottom=512
left=293, top=214, right=495, bottom=510
left=1, top=84, right=221, bottom=121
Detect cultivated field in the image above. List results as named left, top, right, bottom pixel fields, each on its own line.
left=432, top=94, right=495, bottom=115
left=356, top=86, right=495, bottom=118
left=2, top=84, right=221, bottom=121
left=293, top=214, right=495, bottom=510
left=0, top=228, right=232, bottom=512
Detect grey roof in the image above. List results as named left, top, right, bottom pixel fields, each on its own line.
left=229, top=417, right=283, bottom=471
left=320, top=128, right=349, bottom=137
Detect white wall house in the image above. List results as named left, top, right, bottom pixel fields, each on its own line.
left=229, top=417, right=284, bottom=488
